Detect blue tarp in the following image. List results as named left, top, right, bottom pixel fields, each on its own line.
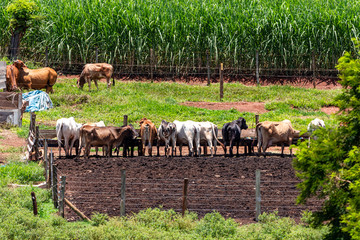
left=22, top=90, right=53, bottom=112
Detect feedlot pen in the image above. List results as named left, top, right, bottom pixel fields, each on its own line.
left=54, top=156, right=321, bottom=223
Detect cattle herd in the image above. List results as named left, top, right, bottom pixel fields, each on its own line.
left=5, top=61, right=326, bottom=157
left=55, top=116, right=325, bottom=158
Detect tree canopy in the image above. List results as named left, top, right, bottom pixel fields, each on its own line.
left=294, top=39, right=360, bottom=239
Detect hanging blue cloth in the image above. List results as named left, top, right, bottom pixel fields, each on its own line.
left=22, top=90, right=53, bottom=112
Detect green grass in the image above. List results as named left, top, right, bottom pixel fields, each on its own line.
left=21, top=79, right=340, bottom=134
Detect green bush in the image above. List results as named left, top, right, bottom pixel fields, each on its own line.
left=195, top=211, right=238, bottom=239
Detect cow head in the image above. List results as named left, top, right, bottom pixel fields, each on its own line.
left=13, top=60, right=26, bottom=70
left=139, top=117, right=148, bottom=126
left=161, top=120, right=176, bottom=138
left=236, top=117, right=248, bottom=130
left=5, top=65, right=19, bottom=91
left=128, top=124, right=139, bottom=139
left=77, top=75, right=86, bottom=89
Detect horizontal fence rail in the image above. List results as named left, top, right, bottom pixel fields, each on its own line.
left=1, top=47, right=340, bottom=82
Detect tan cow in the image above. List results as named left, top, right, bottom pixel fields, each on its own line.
left=77, top=63, right=114, bottom=91
left=13, top=60, right=57, bottom=93
left=5, top=65, right=19, bottom=91
left=139, top=118, right=157, bottom=156
left=79, top=121, right=106, bottom=156
left=256, top=120, right=300, bottom=157
left=81, top=126, right=123, bottom=158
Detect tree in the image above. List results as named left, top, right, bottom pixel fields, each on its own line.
left=293, top=39, right=360, bottom=239
left=6, top=0, right=41, bottom=60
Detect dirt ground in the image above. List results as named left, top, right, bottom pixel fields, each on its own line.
left=55, top=155, right=321, bottom=224
left=0, top=129, right=26, bottom=164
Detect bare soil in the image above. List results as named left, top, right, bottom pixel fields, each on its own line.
left=0, top=129, right=25, bottom=164
left=55, top=155, right=321, bottom=224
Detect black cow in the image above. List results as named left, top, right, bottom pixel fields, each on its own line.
left=222, top=117, right=248, bottom=156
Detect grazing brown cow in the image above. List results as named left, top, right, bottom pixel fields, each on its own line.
left=12, top=60, right=57, bottom=93
left=256, top=120, right=300, bottom=157
left=82, top=126, right=123, bottom=158
left=77, top=63, right=114, bottom=91
left=139, top=118, right=157, bottom=156
left=5, top=65, right=19, bottom=91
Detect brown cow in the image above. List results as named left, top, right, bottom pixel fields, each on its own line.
left=5, top=65, right=19, bottom=91
left=256, top=120, right=300, bottom=157
left=139, top=118, right=157, bottom=156
left=113, top=125, right=139, bottom=157
left=77, top=63, right=114, bottom=91
left=79, top=121, right=106, bottom=156
left=82, top=126, right=123, bottom=158
left=13, top=60, right=57, bottom=93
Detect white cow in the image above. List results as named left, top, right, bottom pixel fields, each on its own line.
left=307, top=118, right=325, bottom=133
left=173, top=120, right=201, bottom=157
left=79, top=121, right=106, bottom=156
left=307, top=118, right=325, bottom=146
left=157, top=120, right=177, bottom=157
left=56, top=117, right=83, bottom=157
left=195, top=121, right=224, bottom=157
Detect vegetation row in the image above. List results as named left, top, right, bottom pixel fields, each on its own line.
left=1, top=0, right=359, bottom=69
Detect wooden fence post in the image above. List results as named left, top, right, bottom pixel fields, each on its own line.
left=120, top=169, right=126, bottom=217
left=59, top=176, right=66, bottom=218
left=255, top=115, right=259, bottom=125
left=256, top=50, right=260, bottom=85
left=255, top=169, right=261, bottom=221
left=96, top=47, right=99, bottom=63
left=45, top=46, right=49, bottom=67
left=123, top=115, right=128, bottom=126
left=31, top=192, right=38, bottom=216
left=44, top=139, right=48, bottom=185
left=150, top=48, right=154, bottom=82
left=35, top=126, right=39, bottom=161
left=50, top=153, right=58, bottom=209
left=312, top=51, right=316, bottom=88
left=18, top=92, right=22, bottom=127
left=220, top=63, right=223, bottom=101
left=206, top=50, right=211, bottom=86
left=182, top=178, right=189, bottom=216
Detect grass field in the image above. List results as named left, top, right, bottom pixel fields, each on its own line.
left=19, top=78, right=341, bottom=136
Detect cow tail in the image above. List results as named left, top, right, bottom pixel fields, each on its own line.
left=256, top=123, right=262, bottom=150
left=212, top=124, right=225, bottom=150
left=56, top=123, right=63, bottom=147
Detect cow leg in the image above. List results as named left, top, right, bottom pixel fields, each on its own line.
left=281, top=143, right=285, bottom=157
left=142, top=142, right=146, bottom=157
left=157, top=141, right=160, bottom=157
left=179, top=144, right=183, bottom=157
left=229, top=139, right=234, bottom=157
left=148, top=143, right=152, bottom=156
left=86, top=77, right=92, bottom=91
left=207, top=140, right=214, bottom=157
left=64, top=137, right=70, bottom=157
left=236, top=142, right=239, bottom=157
left=69, top=137, right=77, bottom=157
left=106, top=77, right=110, bottom=89
left=94, top=80, right=99, bottom=91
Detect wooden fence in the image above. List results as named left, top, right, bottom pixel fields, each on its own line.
left=45, top=161, right=321, bottom=222
left=0, top=92, right=23, bottom=127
